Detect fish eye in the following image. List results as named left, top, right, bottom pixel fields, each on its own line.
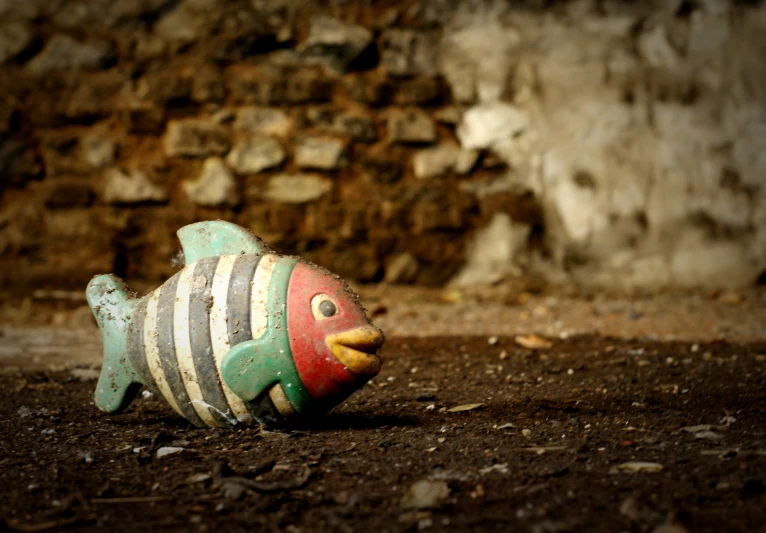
left=311, top=294, right=338, bottom=320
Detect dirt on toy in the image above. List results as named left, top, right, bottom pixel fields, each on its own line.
left=1, top=335, right=765, bottom=533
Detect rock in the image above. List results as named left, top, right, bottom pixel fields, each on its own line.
left=305, top=108, right=377, bottom=143
left=514, top=334, right=553, bottom=350
left=154, top=0, right=221, bottom=44
left=227, top=66, right=286, bottom=106
left=384, top=253, right=419, bottom=284
left=294, top=136, right=348, bottom=170
left=694, top=430, right=724, bottom=442
left=285, top=70, right=332, bottom=103
left=395, top=76, right=442, bottom=105
left=359, top=155, right=402, bottom=184
left=400, top=480, right=450, bottom=510
left=457, top=103, right=528, bottom=150
left=26, top=34, right=114, bottom=75
left=450, top=213, right=530, bottom=286
left=299, top=16, right=373, bottom=72
left=264, top=173, right=332, bottom=204
left=64, top=72, right=126, bottom=121
left=139, top=71, right=192, bottom=105
left=164, top=119, right=229, bottom=158
left=387, top=109, right=437, bottom=144
left=182, top=158, right=239, bottom=206
left=226, top=137, right=285, bottom=174
left=133, top=32, right=167, bottom=62
left=103, top=168, right=168, bottom=204
left=234, top=107, right=293, bottom=137
left=344, top=73, right=394, bottom=106
left=379, top=29, right=438, bottom=77
left=440, top=21, right=521, bottom=103
left=156, top=446, right=184, bottom=459
left=80, top=136, right=117, bottom=169
left=0, top=22, right=33, bottom=64
left=412, top=144, right=479, bottom=178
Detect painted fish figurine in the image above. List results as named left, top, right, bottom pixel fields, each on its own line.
left=85, top=220, right=384, bottom=427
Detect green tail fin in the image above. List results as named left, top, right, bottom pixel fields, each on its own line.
left=86, top=274, right=142, bottom=413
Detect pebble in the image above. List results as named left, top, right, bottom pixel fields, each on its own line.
left=694, top=430, right=724, bottom=442
left=400, top=480, right=450, bottom=510
left=156, top=446, right=184, bottom=459
left=616, top=461, right=664, bottom=473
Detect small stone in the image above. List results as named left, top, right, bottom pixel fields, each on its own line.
left=226, top=137, right=285, bottom=174
left=384, top=253, right=419, bottom=284
left=299, top=16, right=373, bottom=72
left=379, top=29, right=438, bottom=77
left=412, top=144, right=477, bottom=178
left=154, top=0, right=218, bottom=44
left=294, top=136, right=348, bottom=170
left=457, top=102, right=528, bottom=150
left=447, top=403, right=483, bottom=413
left=488, top=336, right=499, bottom=345
left=694, top=430, right=724, bottom=442
left=165, top=119, right=229, bottom=158
left=514, top=334, right=553, bottom=350
left=681, top=424, right=713, bottom=433
left=27, top=34, right=114, bottom=75
left=80, top=136, right=117, bottom=169
left=17, top=406, right=33, bottom=418
left=617, top=461, right=664, bottom=473
left=156, top=446, right=184, bottom=459
left=521, top=429, right=532, bottom=437
left=234, top=107, right=292, bottom=137
left=264, top=173, right=332, bottom=204
left=387, top=109, right=437, bottom=144
left=103, top=168, right=168, bottom=204
left=182, top=158, right=239, bottom=206
left=0, top=22, right=33, bottom=64
left=400, top=480, right=449, bottom=510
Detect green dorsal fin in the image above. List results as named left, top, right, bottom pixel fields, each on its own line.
left=177, top=221, right=271, bottom=264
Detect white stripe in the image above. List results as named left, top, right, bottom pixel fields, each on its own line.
left=174, top=265, right=222, bottom=428
left=210, top=255, right=252, bottom=423
left=143, top=289, right=184, bottom=417
left=251, top=254, right=279, bottom=339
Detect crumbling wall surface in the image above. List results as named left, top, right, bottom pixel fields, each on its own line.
left=0, top=0, right=764, bottom=293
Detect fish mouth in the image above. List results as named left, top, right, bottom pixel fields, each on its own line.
left=326, top=325, right=384, bottom=376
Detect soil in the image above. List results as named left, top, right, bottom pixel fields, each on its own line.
left=1, top=336, right=765, bottom=533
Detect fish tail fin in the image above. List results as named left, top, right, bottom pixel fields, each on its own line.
left=86, top=274, right=142, bottom=413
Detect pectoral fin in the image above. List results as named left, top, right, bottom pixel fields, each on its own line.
left=221, top=337, right=313, bottom=415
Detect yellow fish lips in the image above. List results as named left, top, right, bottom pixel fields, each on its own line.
left=325, top=325, right=384, bottom=376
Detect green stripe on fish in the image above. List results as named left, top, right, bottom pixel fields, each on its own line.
left=221, top=256, right=313, bottom=415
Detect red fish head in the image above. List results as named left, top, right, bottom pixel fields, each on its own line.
left=287, top=260, right=384, bottom=408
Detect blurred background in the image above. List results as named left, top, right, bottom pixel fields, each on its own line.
left=0, top=0, right=764, bottom=300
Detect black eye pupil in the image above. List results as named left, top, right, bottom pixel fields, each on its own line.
left=319, top=300, right=336, bottom=317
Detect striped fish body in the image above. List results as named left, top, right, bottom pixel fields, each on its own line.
left=86, top=221, right=384, bottom=428
left=125, top=253, right=296, bottom=428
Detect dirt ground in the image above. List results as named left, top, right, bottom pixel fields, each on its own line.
left=1, top=333, right=765, bottom=533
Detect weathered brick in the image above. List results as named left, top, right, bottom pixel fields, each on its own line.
left=164, top=119, right=230, bottom=158
left=394, top=76, right=443, bottom=105
left=344, top=73, right=394, bottom=106
left=227, top=66, right=285, bottom=105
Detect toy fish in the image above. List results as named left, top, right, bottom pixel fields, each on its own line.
left=85, top=220, right=384, bottom=427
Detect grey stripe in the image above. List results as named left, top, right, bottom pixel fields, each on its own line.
left=127, top=297, right=154, bottom=389
left=188, top=257, right=233, bottom=426
left=227, top=254, right=261, bottom=346
left=244, top=395, right=284, bottom=427
left=156, top=270, right=206, bottom=427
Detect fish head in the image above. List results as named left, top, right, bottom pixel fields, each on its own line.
left=287, top=260, right=384, bottom=409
